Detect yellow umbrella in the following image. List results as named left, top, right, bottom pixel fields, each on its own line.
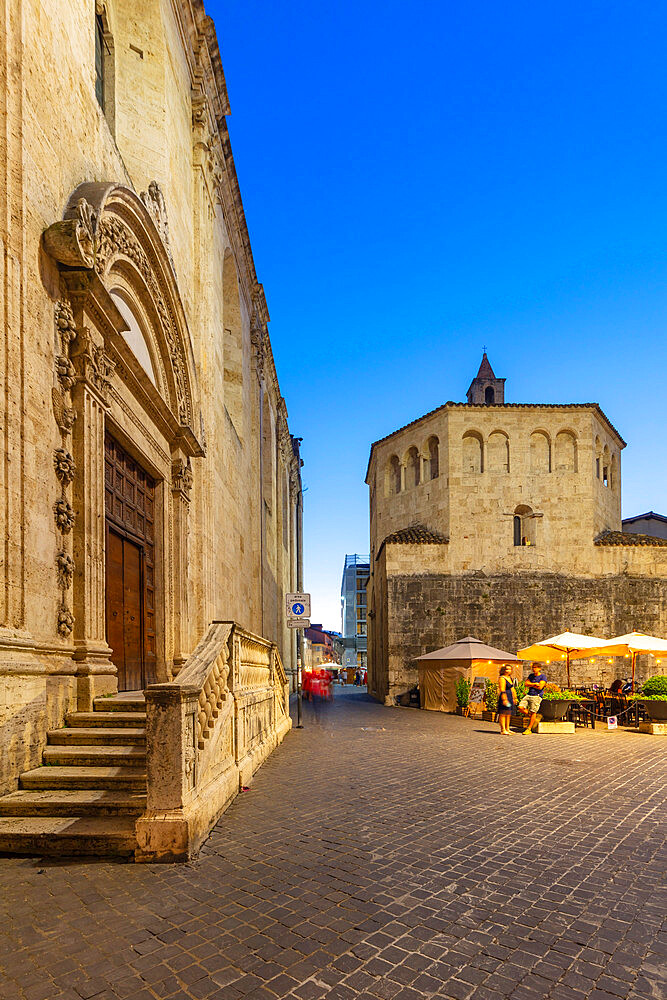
left=516, top=631, right=606, bottom=688
left=580, top=631, right=667, bottom=692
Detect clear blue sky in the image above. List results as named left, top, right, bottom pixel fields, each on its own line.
left=209, top=1, right=667, bottom=631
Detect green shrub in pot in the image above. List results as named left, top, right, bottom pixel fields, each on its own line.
left=484, top=679, right=498, bottom=711
left=640, top=675, right=667, bottom=697
left=455, top=677, right=471, bottom=708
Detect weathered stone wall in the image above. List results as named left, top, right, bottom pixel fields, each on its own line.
left=368, top=404, right=624, bottom=573
left=372, top=569, right=667, bottom=703
left=0, top=1, right=302, bottom=792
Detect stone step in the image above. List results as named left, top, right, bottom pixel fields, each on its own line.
left=66, top=711, right=146, bottom=728
left=21, top=766, right=146, bottom=791
left=0, top=816, right=137, bottom=857
left=48, top=728, right=145, bottom=746
left=0, top=789, right=146, bottom=817
left=42, top=745, right=145, bottom=768
left=94, top=696, right=145, bottom=713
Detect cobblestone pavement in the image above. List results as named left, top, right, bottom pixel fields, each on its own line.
left=1, top=689, right=665, bottom=1000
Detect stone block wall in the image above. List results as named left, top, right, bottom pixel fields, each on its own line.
left=370, top=570, right=667, bottom=704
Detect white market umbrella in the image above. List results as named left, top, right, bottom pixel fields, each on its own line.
left=516, top=631, right=606, bottom=688
left=581, top=632, right=667, bottom=692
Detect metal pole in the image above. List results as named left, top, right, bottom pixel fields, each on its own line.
left=296, top=630, right=303, bottom=728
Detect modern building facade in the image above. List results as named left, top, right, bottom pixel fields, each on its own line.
left=341, top=554, right=370, bottom=673
left=365, top=355, right=667, bottom=705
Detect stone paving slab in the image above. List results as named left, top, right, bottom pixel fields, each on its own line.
left=0, top=690, right=665, bottom=1000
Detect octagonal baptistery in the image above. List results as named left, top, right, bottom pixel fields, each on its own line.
left=365, top=355, right=667, bottom=705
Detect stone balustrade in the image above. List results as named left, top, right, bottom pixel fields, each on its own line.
left=136, top=621, right=291, bottom=862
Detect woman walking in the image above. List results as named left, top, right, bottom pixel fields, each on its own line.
left=497, top=665, right=515, bottom=735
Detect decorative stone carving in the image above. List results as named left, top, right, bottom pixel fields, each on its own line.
left=250, top=322, right=265, bottom=379
left=192, top=94, right=209, bottom=130
left=172, top=457, right=193, bottom=500
left=53, top=498, right=75, bottom=532
left=57, top=606, right=75, bottom=637
left=55, top=299, right=77, bottom=353
left=53, top=448, right=76, bottom=484
left=55, top=355, right=76, bottom=392
left=42, top=198, right=97, bottom=269
left=56, top=552, right=75, bottom=588
left=96, top=215, right=190, bottom=425
left=52, top=388, right=76, bottom=432
left=140, top=181, right=175, bottom=273
left=184, top=712, right=196, bottom=790
left=70, top=327, right=115, bottom=404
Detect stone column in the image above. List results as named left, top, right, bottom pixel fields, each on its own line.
left=171, top=451, right=193, bottom=676
left=66, top=278, right=117, bottom=709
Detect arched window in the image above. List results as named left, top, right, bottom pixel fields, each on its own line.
left=530, top=431, right=550, bottom=473
left=94, top=7, right=115, bottom=134
left=602, top=445, right=610, bottom=487
left=513, top=505, right=536, bottom=546
left=594, top=436, right=602, bottom=479
left=462, top=431, right=483, bottom=474
left=405, top=446, right=420, bottom=489
left=385, top=455, right=401, bottom=496
left=110, top=290, right=157, bottom=385
left=487, top=430, right=509, bottom=473
left=223, top=251, right=244, bottom=438
left=427, top=436, right=439, bottom=480
left=485, top=386, right=495, bottom=405
left=555, top=430, right=577, bottom=472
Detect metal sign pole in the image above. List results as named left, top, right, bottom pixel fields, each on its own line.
left=296, top=631, right=303, bottom=728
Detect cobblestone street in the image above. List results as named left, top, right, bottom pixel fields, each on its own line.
left=1, top=689, right=665, bottom=1000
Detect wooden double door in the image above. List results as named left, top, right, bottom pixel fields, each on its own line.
left=104, top=434, right=157, bottom=691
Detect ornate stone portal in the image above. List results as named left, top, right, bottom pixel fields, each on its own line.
left=42, top=182, right=205, bottom=709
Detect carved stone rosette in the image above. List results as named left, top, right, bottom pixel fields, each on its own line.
left=52, top=296, right=77, bottom=639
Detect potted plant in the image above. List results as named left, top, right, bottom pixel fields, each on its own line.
left=482, top=679, right=498, bottom=722
left=455, top=677, right=471, bottom=716
left=630, top=675, right=667, bottom=722
left=538, top=684, right=584, bottom=721
left=510, top=679, right=527, bottom=729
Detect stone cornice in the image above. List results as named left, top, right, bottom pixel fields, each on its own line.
left=170, top=2, right=283, bottom=414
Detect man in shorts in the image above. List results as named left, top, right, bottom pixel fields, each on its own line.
left=518, top=663, right=547, bottom=734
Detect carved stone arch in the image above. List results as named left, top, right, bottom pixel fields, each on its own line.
left=57, top=182, right=204, bottom=456
left=487, top=428, right=510, bottom=473
left=41, top=181, right=205, bottom=704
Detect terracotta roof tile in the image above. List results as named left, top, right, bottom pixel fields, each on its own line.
left=384, top=525, right=449, bottom=545
left=594, top=530, right=667, bottom=547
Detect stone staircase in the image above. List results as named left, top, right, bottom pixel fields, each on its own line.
left=0, top=694, right=146, bottom=858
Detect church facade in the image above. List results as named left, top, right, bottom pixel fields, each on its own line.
left=366, top=356, right=667, bottom=705
left=0, top=2, right=300, bottom=855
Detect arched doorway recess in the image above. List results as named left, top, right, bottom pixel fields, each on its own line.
left=43, top=182, right=204, bottom=703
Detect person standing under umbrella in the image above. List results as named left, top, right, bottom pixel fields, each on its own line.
left=518, top=662, right=547, bottom=734
left=496, top=664, right=515, bottom=735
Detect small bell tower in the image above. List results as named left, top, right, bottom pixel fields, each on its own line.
left=466, top=352, right=505, bottom=405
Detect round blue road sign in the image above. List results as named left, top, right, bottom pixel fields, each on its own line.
left=292, top=603, right=305, bottom=616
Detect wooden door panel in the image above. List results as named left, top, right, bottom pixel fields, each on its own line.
left=122, top=538, right=143, bottom=691
left=105, top=433, right=157, bottom=689
left=106, top=527, right=126, bottom=689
